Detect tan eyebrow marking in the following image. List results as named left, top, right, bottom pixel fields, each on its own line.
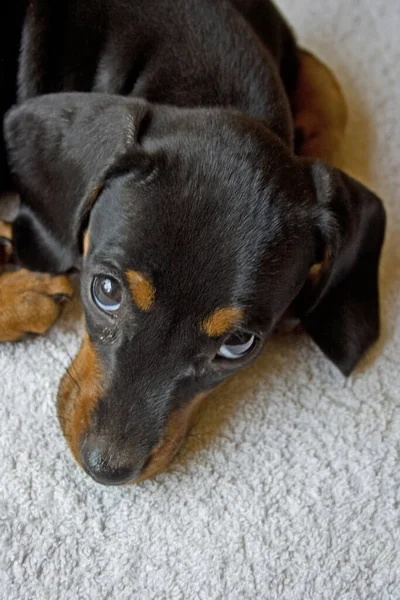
left=201, top=307, right=244, bottom=337
left=126, top=270, right=156, bottom=312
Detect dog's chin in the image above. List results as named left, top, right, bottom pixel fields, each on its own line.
left=133, top=391, right=208, bottom=484
left=57, top=339, right=208, bottom=485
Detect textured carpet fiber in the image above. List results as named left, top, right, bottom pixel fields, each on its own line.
left=1, top=1, right=399, bottom=598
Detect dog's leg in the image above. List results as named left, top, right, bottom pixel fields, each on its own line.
left=291, top=50, right=348, bottom=164
left=0, top=221, right=74, bottom=342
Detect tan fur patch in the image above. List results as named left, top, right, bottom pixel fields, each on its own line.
left=307, top=247, right=331, bottom=286
left=83, top=231, right=89, bottom=256
left=0, top=221, right=12, bottom=240
left=0, top=270, right=73, bottom=342
left=201, top=307, right=244, bottom=337
left=126, top=270, right=155, bottom=312
left=57, top=333, right=104, bottom=464
left=87, top=184, right=104, bottom=212
left=0, top=220, right=13, bottom=267
left=134, top=392, right=208, bottom=483
left=292, top=50, right=348, bottom=164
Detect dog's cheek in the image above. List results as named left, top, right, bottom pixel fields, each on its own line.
left=57, top=332, right=104, bottom=465
left=135, top=392, right=208, bottom=483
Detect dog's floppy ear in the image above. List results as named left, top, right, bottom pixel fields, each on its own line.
left=295, top=160, right=386, bottom=375
left=4, top=93, right=150, bottom=272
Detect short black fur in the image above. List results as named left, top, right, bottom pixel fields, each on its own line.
left=0, top=0, right=386, bottom=483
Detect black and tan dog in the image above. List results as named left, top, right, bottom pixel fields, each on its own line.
left=0, top=0, right=385, bottom=485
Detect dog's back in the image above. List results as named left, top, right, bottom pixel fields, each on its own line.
left=1, top=0, right=299, bottom=190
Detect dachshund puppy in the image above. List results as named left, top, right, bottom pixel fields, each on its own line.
left=0, top=0, right=385, bottom=485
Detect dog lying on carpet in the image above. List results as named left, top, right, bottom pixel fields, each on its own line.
left=0, top=0, right=385, bottom=485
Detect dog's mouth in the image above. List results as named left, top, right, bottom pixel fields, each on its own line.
left=57, top=334, right=207, bottom=485
left=133, top=394, right=207, bottom=484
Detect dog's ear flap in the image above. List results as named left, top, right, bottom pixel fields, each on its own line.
left=4, top=93, right=150, bottom=272
left=295, top=160, right=386, bottom=375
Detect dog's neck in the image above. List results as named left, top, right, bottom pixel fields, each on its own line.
left=17, top=0, right=294, bottom=145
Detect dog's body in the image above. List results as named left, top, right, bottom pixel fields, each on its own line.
left=0, top=0, right=385, bottom=485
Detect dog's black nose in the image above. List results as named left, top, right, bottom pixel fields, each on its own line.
left=80, top=436, right=141, bottom=486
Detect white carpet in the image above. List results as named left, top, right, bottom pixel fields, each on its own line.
left=1, top=1, right=399, bottom=598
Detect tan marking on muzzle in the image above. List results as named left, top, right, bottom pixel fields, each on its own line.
left=201, top=306, right=244, bottom=338
left=135, top=392, right=209, bottom=483
left=126, top=270, right=155, bottom=312
left=57, top=333, right=104, bottom=464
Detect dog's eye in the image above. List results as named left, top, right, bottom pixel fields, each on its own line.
left=92, top=276, right=122, bottom=313
left=217, top=331, right=256, bottom=359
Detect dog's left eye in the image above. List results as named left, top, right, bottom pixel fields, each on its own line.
left=92, top=276, right=122, bottom=313
left=218, top=331, right=256, bottom=359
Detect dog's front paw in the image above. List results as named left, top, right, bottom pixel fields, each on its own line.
left=0, top=270, right=74, bottom=342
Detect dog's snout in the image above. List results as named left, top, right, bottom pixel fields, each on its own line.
left=80, top=436, right=143, bottom=486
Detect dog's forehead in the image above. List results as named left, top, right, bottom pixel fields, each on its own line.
left=90, top=127, right=309, bottom=317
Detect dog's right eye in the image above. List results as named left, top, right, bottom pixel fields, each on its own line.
left=92, top=276, right=122, bottom=313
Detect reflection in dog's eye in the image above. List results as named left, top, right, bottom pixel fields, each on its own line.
left=92, top=275, right=122, bottom=313
left=218, top=332, right=256, bottom=360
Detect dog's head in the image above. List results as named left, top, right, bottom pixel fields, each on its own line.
left=4, top=94, right=385, bottom=485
